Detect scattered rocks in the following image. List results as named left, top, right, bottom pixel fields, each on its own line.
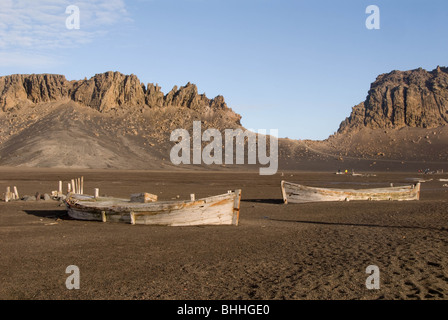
left=22, top=195, right=37, bottom=201
left=19, top=193, right=60, bottom=202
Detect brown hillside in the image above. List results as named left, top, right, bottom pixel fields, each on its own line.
left=0, top=68, right=447, bottom=172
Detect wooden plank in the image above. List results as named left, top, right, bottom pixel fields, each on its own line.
left=135, top=199, right=234, bottom=226
left=130, top=193, right=158, bottom=203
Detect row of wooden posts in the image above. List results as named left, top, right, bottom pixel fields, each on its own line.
left=5, top=179, right=213, bottom=203
left=4, top=177, right=100, bottom=202
left=67, top=177, right=84, bottom=195
left=66, top=177, right=99, bottom=198
left=4, top=186, right=19, bottom=202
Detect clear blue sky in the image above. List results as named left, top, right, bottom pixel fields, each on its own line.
left=1, top=0, right=447, bottom=140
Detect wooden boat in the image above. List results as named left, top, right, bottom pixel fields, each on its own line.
left=280, top=181, right=420, bottom=204
left=64, top=190, right=242, bottom=226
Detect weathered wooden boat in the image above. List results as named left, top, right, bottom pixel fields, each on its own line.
left=280, top=181, right=420, bottom=204
left=64, top=190, right=242, bottom=226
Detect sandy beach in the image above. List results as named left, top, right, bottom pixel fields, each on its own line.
left=0, top=168, right=447, bottom=300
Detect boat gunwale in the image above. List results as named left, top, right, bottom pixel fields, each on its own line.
left=281, top=180, right=418, bottom=194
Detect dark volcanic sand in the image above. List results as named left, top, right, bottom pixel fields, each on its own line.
left=0, top=168, right=447, bottom=300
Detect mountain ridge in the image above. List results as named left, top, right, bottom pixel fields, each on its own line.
left=0, top=68, right=447, bottom=171
left=0, top=71, right=237, bottom=119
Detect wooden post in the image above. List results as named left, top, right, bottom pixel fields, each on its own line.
left=190, top=194, right=195, bottom=201
left=94, top=188, right=99, bottom=198
left=130, top=211, right=136, bottom=225
left=58, top=181, right=62, bottom=194
left=80, top=176, right=84, bottom=195
left=13, top=186, right=19, bottom=200
left=71, top=179, right=76, bottom=194
left=5, top=187, right=10, bottom=202
left=101, top=211, right=106, bottom=222
left=280, top=180, right=288, bottom=204
left=232, top=189, right=242, bottom=226
left=68, top=183, right=71, bottom=193
left=416, top=182, right=421, bottom=200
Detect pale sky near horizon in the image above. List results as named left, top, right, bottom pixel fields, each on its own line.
left=0, top=0, right=447, bottom=140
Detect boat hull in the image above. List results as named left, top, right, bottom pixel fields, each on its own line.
left=65, top=190, right=242, bottom=226
left=281, top=181, right=420, bottom=204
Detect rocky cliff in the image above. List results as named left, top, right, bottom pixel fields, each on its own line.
left=338, top=66, right=448, bottom=134
left=0, top=72, right=242, bottom=169
left=0, top=71, right=239, bottom=119
left=0, top=74, right=69, bottom=111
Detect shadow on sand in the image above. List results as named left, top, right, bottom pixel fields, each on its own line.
left=24, top=210, right=71, bottom=220
left=242, top=199, right=284, bottom=205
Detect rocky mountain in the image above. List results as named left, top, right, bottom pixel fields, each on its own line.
left=0, top=71, right=236, bottom=115
left=0, top=68, right=447, bottom=172
left=306, top=66, right=448, bottom=171
left=0, top=72, right=242, bottom=169
left=338, top=66, right=448, bottom=134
